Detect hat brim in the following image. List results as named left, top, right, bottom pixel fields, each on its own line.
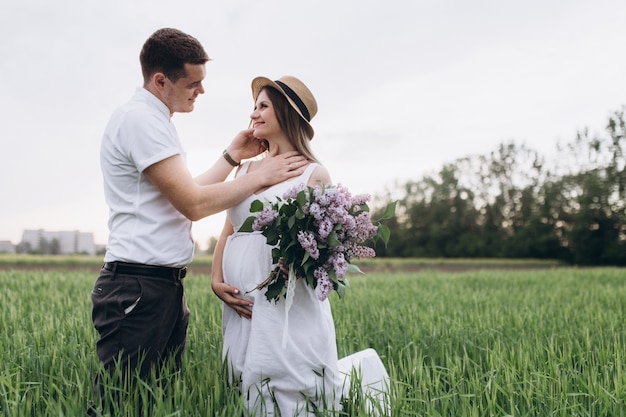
left=251, top=76, right=314, bottom=139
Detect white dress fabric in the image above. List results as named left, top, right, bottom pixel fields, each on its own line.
left=221, top=162, right=342, bottom=416
left=338, top=348, right=390, bottom=415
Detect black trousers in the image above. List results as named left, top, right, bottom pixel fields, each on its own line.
left=90, top=263, right=190, bottom=406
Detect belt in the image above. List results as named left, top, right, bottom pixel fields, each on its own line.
left=103, top=262, right=187, bottom=280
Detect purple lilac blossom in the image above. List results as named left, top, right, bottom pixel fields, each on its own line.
left=330, top=252, right=348, bottom=278
left=314, top=267, right=333, bottom=301
left=309, top=203, right=323, bottom=221
left=327, top=205, right=345, bottom=223
left=267, top=183, right=378, bottom=300
left=317, top=219, right=334, bottom=240
left=346, top=245, right=376, bottom=259
left=297, top=230, right=320, bottom=260
left=282, top=183, right=307, bottom=200
left=350, top=212, right=377, bottom=240
left=312, top=186, right=325, bottom=204
left=352, top=193, right=371, bottom=206
left=252, top=206, right=279, bottom=231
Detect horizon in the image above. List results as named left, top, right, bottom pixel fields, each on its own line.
left=2, top=0, right=626, bottom=249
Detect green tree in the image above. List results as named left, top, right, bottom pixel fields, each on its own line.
left=375, top=107, right=626, bottom=265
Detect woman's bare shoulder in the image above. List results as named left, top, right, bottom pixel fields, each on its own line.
left=308, top=163, right=332, bottom=187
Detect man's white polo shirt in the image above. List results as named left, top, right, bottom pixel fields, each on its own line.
left=101, top=87, right=193, bottom=267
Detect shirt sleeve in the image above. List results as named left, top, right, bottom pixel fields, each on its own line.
left=123, top=110, right=182, bottom=173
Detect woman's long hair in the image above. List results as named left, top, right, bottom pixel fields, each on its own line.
left=264, top=87, right=320, bottom=163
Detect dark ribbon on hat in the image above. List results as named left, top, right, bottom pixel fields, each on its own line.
left=275, top=80, right=311, bottom=121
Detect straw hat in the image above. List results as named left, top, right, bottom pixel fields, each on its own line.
left=251, top=75, right=317, bottom=139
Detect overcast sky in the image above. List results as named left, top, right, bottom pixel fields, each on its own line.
left=2, top=0, right=626, bottom=248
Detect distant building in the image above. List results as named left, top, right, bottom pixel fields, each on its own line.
left=0, top=240, right=15, bottom=254
left=21, top=229, right=96, bottom=255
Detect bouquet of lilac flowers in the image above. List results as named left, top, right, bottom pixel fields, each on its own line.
left=239, top=182, right=396, bottom=303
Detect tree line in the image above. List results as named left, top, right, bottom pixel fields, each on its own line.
left=373, top=107, right=626, bottom=265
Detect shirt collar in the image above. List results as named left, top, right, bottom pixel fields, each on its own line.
left=135, top=87, right=171, bottom=119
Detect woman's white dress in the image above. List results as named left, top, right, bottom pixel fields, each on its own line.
left=221, top=162, right=342, bottom=416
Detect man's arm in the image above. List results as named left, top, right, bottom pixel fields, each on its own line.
left=144, top=146, right=306, bottom=221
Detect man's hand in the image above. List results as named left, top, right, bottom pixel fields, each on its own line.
left=255, top=146, right=310, bottom=187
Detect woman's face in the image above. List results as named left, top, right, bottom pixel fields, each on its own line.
left=250, top=89, right=282, bottom=139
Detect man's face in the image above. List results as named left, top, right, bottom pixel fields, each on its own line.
left=161, top=63, right=206, bottom=114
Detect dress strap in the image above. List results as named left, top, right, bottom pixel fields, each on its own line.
left=300, top=162, right=319, bottom=185
left=235, top=161, right=252, bottom=178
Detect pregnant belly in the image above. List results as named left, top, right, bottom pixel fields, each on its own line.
left=222, top=233, right=274, bottom=299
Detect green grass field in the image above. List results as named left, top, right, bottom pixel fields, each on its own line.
left=0, top=258, right=624, bottom=416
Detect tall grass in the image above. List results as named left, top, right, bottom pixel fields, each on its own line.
left=0, top=266, right=624, bottom=416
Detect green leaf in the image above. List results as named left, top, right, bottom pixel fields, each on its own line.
left=377, top=224, right=391, bottom=246
left=301, top=258, right=311, bottom=274
left=265, top=228, right=279, bottom=245
left=301, top=251, right=310, bottom=266
left=271, top=248, right=282, bottom=264
left=238, top=216, right=255, bottom=233
left=283, top=240, right=297, bottom=253
left=336, top=281, right=346, bottom=299
left=265, top=280, right=286, bottom=302
left=328, top=268, right=337, bottom=283
left=347, top=263, right=364, bottom=274
left=327, top=231, right=341, bottom=247
left=296, top=189, right=308, bottom=206
left=305, top=272, right=316, bottom=288
left=249, top=199, right=265, bottom=213
left=381, top=201, right=397, bottom=220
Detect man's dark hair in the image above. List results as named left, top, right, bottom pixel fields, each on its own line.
left=139, top=28, right=209, bottom=83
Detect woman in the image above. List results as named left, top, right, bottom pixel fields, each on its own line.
left=211, top=75, right=342, bottom=416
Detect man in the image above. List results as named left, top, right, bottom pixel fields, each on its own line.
left=90, top=28, right=307, bottom=412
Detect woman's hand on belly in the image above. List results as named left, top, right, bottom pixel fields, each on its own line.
left=212, top=281, right=254, bottom=320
